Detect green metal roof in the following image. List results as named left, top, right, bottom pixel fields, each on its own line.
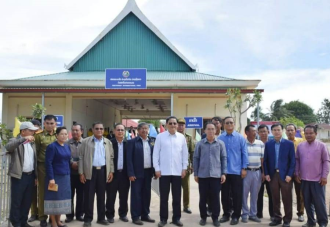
left=18, top=71, right=236, bottom=81
left=70, top=13, right=194, bottom=72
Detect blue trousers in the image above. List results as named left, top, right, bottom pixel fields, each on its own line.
left=242, top=169, right=262, bottom=218
left=130, top=168, right=153, bottom=221
left=10, top=173, right=35, bottom=227
left=301, top=180, right=328, bottom=226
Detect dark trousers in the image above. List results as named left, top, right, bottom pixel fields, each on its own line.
left=221, top=174, right=243, bottom=219
left=66, top=174, right=84, bottom=219
left=105, top=171, right=130, bottom=219
left=159, top=176, right=182, bottom=222
left=293, top=178, right=304, bottom=216
left=130, top=168, right=153, bottom=221
left=301, top=180, right=328, bottom=226
left=257, top=180, right=274, bottom=218
left=84, top=167, right=106, bottom=222
left=199, top=178, right=221, bottom=221
left=10, top=173, right=35, bottom=227
left=269, top=172, right=293, bottom=223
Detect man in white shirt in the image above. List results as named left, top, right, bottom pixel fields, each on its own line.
left=153, top=116, right=189, bottom=227
left=5, top=122, right=39, bottom=227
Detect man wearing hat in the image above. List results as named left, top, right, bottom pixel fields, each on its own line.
left=5, top=122, right=39, bottom=227
left=177, top=118, right=195, bottom=214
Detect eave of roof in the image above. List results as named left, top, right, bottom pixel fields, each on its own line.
left=65, top=0, right=196, bottom=71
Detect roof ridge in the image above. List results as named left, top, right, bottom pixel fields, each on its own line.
left=17, top=72, right=69, bottom=80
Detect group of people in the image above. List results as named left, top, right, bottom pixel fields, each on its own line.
left=5, top=114, right=330, bottom=227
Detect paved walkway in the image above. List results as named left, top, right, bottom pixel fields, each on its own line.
left=27, top=173, right=330, bottom=227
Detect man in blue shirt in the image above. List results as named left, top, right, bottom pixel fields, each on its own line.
left=219, top=116, right=249, bottom=225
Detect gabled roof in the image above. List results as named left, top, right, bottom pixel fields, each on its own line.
left=65, top=0, right=196, bottom=71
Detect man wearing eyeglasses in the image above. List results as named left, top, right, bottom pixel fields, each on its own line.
left=105, top=123, right=130, bottom=224
left=79, top=122, right=114, bottom=227
left=153, top=116, right=189, bottom=227
left=33, top=115, right=57, bottom=227
left=219, top=116, right=248, bottom=225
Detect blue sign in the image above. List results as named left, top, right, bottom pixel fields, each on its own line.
left=184, top=117, right=203, bottom=129
left=54, top=115, right=64, bottom=127
left=105, top=69, right=147, bottom=89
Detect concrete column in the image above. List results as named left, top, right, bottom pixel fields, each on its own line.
left=65, top=94, right=73, bottom=127
left=1, top=93, right=9, bottom=125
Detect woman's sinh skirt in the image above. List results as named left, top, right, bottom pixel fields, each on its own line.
left=44, top=174, right=71, bottom=215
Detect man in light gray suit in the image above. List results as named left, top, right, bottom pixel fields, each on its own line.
left=79, top=121, right=114, bottom=227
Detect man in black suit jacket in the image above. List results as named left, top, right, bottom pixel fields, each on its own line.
left=105, top=123, right=130, bottom=223
left=127, top=122, right=156, bottom=225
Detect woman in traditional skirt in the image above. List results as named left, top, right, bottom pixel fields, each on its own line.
left=44, top=126, right=71, bottom=227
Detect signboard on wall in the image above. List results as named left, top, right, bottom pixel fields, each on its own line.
left=105, top=68, right=147, bottom=89
left=184, top=117, right=203, bottom=129
left=54, top=115, right=64, bottom=127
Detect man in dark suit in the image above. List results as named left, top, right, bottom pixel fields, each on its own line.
left=127, top=122, right=156, bottom=225
left=263, top=123, right=295, bottom=227
left=105, top=123, right=130, bottom=223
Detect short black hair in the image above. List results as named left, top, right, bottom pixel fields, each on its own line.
left=56, top=126, right=67, bottom=135
left=72, top=123, right=83, bottom=131
left=137, top=122, right=148, bottom=130
left=204, top=121, right=216, bottom=130
left=92, top=121, right=103, bottom=128
left=271, top=123, right=284, bottom=130
left=211, top=116, right=222, bottom=122
left=223, top=116, right=234, bottom=123
left=304, top=125, right=317, bottom=133
left=114, top=123, right=125, bottom=129
left=258, top=124, right=269, bottom=131
left=44, top=115, right=57, bottom=121
left=285, top=123, right=297, bottom=130
left=166, top=116, right=178, bottom=123
left=245, top=124, right=255, bottom=133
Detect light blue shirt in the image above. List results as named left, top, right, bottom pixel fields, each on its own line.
left=218, top=131, right=249, bottom=175
left=92, top=136, right=106, bottom=167
left=275, top=139, right=282, bottom=169
left=117, top=140, right=124, bottom=170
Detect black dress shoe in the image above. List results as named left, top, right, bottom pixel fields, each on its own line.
left=183, top=208, right=192, bottom=214
left=83, top=222, right=91, bottom=227
left=141, top=216, right=155, bottom=223
left=282, top=223, right=290, bottom=227
left=213, top=220, right=220, bottom=227
left=28, top=215, right=38, bottom=222
left=171, top=220, right=183, bottom=226
left=158, top=220, right=167, bottom=227
left=120, top=216, right=129, bottom=222
left=40, top=220, right=47, bottom=227
left=133, top=219, right=144, bottom=225
left=107, top=218, right=114, bottom=223
left=199, top=219, right=206, bottom=226
left=219, top=216, right=229, bottom=223
left=96, top=220, right=110, bottom=225
left=65, top=218, right=73, bottom=223
left=230, top=218, right=239, bottom=225
left=76, top=216, right=84, bottom=222
left=269, top=221, right=282, bottom=226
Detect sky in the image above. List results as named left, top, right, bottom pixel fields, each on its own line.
left=1, top=0, right=330, bottom=121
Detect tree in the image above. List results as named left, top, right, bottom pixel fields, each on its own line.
left=224, top=88, right=262, bottom=133
left=283, top=100, right=317, bottom=124
left=317, top=98, right=330, bottom=124
left=279, top=116, right=305, bottom=128
left=250, top=106, right=271, bottom=121
left=32, top=103, right=46, bottom=120
left=267, top=99, right=292, bottom=121
left=0, top=123, right=13, bottom=146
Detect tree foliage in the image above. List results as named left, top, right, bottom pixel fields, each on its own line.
left=283, top=100, right=317, bottom=124
left=32, top=103, right=46, bottom=120
left=224, top=88, right=262, bottom=133
left=0, top=123, right=13, bottom=146
left=279, top=116, right=305, bottom=128
left=267, top=99, right=292, bottom=121
left=317, top=98, right=330, bottom=124
left=250, top=106, right=271, bottom=121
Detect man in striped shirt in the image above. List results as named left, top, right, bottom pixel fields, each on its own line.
left=241, top=125, right=264, bottom=223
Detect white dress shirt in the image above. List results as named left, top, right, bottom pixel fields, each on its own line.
left=153, top=131, right=188, bottom=176
left=92, top=136, right=106, bottom=166
left=22, top=143, right=34, bottom=172
left=142, top=137, right=151, bottom=168
left=117, top=140, right=124, bottom=170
